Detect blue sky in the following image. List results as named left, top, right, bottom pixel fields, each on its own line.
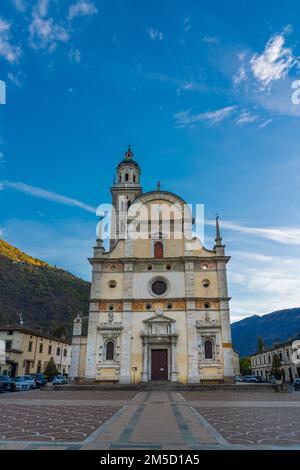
left=1, top=0, right=300, bottom=321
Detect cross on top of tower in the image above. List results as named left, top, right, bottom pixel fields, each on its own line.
left=125, top=144, right=133, bottom=160
left=157, top=181, right=161, bottom=191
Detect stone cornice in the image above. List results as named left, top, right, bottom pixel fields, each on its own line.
left=89, top=296, right=231, bottom=303
left=88, top=255, right=231, bottom=264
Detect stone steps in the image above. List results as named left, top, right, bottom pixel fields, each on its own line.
left=53, top=383, right=288, bottom=392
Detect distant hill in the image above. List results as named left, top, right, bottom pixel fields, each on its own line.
left=231, top=308, right=300, bottom=357
left=0, top=239, right=91, bottom=338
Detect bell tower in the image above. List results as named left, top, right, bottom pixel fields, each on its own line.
left=110, top=145, right=142, bottom=249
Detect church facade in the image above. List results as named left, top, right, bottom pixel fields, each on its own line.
left=70, top=147, right=235, bottom=384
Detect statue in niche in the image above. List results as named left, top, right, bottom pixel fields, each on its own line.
left=108, top=311, right=114, bottom=323
left=155, top=306, right=164, bottom=316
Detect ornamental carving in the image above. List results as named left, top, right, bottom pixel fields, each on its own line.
left=134, top=262, right=184, bottom=272
left=132, top=301, right=185, bottom=311
left=102, top=263, right=123, bottom=272
left=133, top=302, right=144, bottom=311
left=196, top=312, right=220, bottom=327
left=173, top=301, right=186, bottom=310
left=195, top=301, right=219, bottom=310
left=99, top=302, right=123, bottom=311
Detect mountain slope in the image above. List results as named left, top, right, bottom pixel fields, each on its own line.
left=0, top=239, right=91, bottom=337
left=231, top=308, right=300, bottom=357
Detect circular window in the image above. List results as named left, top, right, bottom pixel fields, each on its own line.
left=166, top=303, right=173, bottom=310
left=109, top=304, right=114, bottom=311
left=147, top=265, right=153, bottom=271
left=145, top=303, right=152, bottom=310
left=202, top=264, right=208, bottom=270
left=109, top=280, right=117, bottom=288
left=204, top=302, right=211, bottom=309
left=166, top=264, right=171, bottom=270
left=150, top=278, right=168, bottom=296
left=202, top=279, right=210, bottom=288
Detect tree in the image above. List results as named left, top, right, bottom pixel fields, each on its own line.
left=271, top=354, right=283, bottom=380
left=257, top=336, right=264, bottom=353
left=53, top=325, right=67, bottom=339
left=240, top=357, right=251, bottom=376
left=44, top=357, right=59, bottom=380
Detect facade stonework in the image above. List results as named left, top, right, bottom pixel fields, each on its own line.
left=70, top=147, right=235, bottom=384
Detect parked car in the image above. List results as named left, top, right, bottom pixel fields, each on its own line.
left=52, top=375, right=68, bottom=385
left=234, top=375, right=244, bottom=382
left=20, top=375, right=37, bottom=389
left=243, top=375, right=258, bottom=383
left=294, top=378, right=300, bottom=391
left=31, top=373, right=47, bottom=386
left=0, top=375, right=16, bottom=392
left=255, top=375, right=267, bottom=383
left=13, top=376, right=31, bottom=391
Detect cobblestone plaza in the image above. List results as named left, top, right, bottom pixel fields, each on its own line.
left=0, top=388, right=300, bottom=450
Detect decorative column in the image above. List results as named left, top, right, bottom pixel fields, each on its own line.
left=214, top=217, right=234, bottom=383
left=186, top=303, right=200, bottom=383
left=171, top=336, right=178, bottom=382
left=141, top=337, right=148, bottom=382
left=69, top=314, right=82, bottom=380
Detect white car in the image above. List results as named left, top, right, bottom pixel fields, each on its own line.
left=14, top=376, right=31, bottom=391
left=20, top=375, right=37, bottom=389
left=52, top=375, right=68, bottom=385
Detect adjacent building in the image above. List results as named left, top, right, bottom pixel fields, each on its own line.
left=250, top=337, right=300, bottom=382
left=0, top=327, right=72, bottom=377
left=70, top=146, right=235, bottom=384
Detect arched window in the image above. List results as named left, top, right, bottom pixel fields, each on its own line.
left=119, top=174, right=121, bottom=183
left=106, top=341, right=115, bottom=361
left=154, top=242, right=163, bottom=259
left=125, top=173, right=129, bottom=182
left=133, top=174, right=136, bottom=182
left=204, top=339, right=213, bottom=359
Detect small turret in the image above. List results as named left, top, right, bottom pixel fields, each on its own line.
left=214, top=215, right=225, bottom=255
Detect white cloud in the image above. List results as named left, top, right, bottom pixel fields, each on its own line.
left=174, top=105, right=237, bottom=128
left=147, top=28, right=164, bottom=41
left=2, top=218, right=95, bottom=279
left=11, top=0, right=27, bottom=11
left=29, top=2, right=69, bottom=52
left=235, top=110, right=258, bottom=125
left=228, top=251, right=300, bottom=318
left=2, top=181, right=96, bottom=213
left=250, top=33, right=296, bottom=88
left=183, top=18, right=191, bottom=32
left=259, top=118, right=273, bottom=129
left=233, top=65, right=247, bottom=85
left=0, top=152, right=5, bottom=166
left=8, top=71, right=24, bottom=87
left=207, top=219, right=300, bottom=245
left=0, top=17, right=21, bottom=63
left=68, top=48, right=81, bottom=63
left=68, top=1, right=98, bottom=21
left=202, top=35, right=219, bottom=44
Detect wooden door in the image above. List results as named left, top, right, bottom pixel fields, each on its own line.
left=151, top=349, right=168, bottom=380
